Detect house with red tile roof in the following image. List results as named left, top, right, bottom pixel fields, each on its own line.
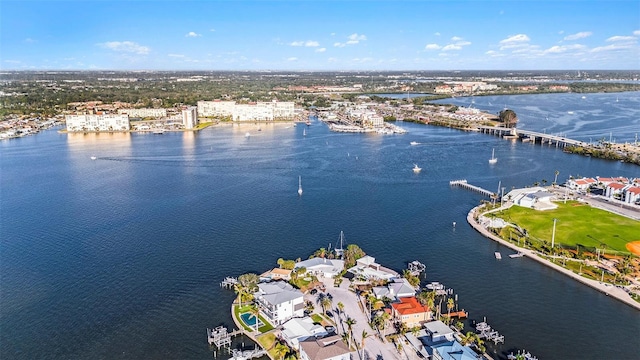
left=624, top=186, right=640, bottom=204
left=567, top=177, right=597, bottom=190
left=606, top=182, right=627, bottom=198
left=391, top=296, right=432, bottom=327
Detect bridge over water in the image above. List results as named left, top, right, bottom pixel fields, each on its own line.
left=477, top=126, right=588, bottom=148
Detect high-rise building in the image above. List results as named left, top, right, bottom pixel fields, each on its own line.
left=182, top=106, right=198, bottom=129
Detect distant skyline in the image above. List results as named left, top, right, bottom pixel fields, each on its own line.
left=2, top=0, right=639, bottom=71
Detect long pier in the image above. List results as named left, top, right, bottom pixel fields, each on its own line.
left=450, top=180, right=496, bottom=198
left=477, top=126, right=587, bottom=148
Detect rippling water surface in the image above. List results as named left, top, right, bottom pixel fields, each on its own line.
left=1, top=93, right=639, bottom=359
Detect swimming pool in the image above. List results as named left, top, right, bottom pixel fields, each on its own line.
left=240, top=312, right=264, bottom=328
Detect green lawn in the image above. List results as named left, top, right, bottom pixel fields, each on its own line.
left=493, top=201, right=640, bottom=254
left=233, top=305, right=274, bottom=333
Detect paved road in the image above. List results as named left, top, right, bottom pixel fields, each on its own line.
left=307, top=276, right=405, bottom=360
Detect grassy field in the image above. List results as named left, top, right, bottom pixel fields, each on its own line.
left=493, top=201, right=640, bottom=255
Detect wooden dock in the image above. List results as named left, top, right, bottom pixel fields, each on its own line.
left=450, top=180, right=495, bottom=198
left=220, top=277, right=238, bottom=289
left=207, top=326, right=244, bottom=348
left=443, top=310, right=468, bottom=319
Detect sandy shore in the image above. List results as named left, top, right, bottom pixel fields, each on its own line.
left=467, top=206, right=640, bottom=311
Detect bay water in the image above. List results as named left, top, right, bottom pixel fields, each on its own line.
left=1, top=92, right=639, bottom=359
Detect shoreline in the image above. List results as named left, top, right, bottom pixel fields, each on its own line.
left=466, top=205, right=640, bottom=311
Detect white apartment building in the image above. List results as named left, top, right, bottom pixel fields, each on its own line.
left=254, top=281, right=304, bottom=326
left=117, top=108, right=167, bottom=118
left=65, top=114, right=130, bottom=132
left=197, top=100, right=295, bottom=121
left=197, top=100, right=236, bottom=117
left=182, top=106, right=198, bottom=129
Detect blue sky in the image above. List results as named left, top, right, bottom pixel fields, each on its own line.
left=2, top=0, right=639, bottom=71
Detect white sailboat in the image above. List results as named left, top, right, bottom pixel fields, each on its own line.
left=303, top=128, right=307, bottom=136
left=489, top=148, right=497, bottom=164
left=245, top=132, right=251, bottom=138
left=90, top=156, right=97, bottom=160
left=297, top=176, right=303, bottom=196
left=413, top=164, right=422, bottom=173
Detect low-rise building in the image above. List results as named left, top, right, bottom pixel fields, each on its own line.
left=372, top=278, right=416, bottom=300
left=391, top=296, right=431, bottom=327
left=298, top=334, right=351, bottom=360
left=281, top=317, right=328, bottom=350
left=254, top=281, right=304, bottom=325
left=294, top=258, right=345, bottom=278
left=346, top=255, right=399, bottom=282
left=406, top=321, right=479, bottom=360
left=65, top=114, right=130, bottom=132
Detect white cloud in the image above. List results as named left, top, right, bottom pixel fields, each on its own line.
left=24, top=38, right=36, bottom=43
left=346, top=33, right=367, bottom=44
left=334, top=33, right=367, bottom=47
left=290, top=40, right=319, bottom=47
left=425, top=44, right=441, bottom=50
left=634, top=30, right=640, bottom=36
left=499, top=34, right=531, bottom=50
left=286, top=57, right=298, bottom=61
left=591, top=43, right=636, bottom=53
left=442, top=44, right=462, bottom=51
left=4, top=59, right=21, bottom=64
left=543, top=44, right=586, bottom=54
left=558, top=30, right=565, bottom=35
left=168, top=54, right=186, bottom=58
left=606, top=35, right=636, bottom=42
left=451, top=36, right=463, bottom=41
left=564, top=32, right=592, bottom=41
left=210, top=28, right=216, bottom=32
left=434, top=32, right=441, bottom=36
left=315, top=47, right=326, bottom=53
left=99, top=41, right=150, bottom=55
left=186, top=31, right=201, bottom=37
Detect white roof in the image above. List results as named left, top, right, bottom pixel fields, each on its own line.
left=281, top=317, right=327, bottom=341
left=257, top=282, right=303, bottom=306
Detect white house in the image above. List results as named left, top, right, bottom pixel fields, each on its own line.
left=423, top=320, right=455, bottom=342
left=298, top=334, right=351, bottom=360
left=347, top=255, right=398, bottom=281
left=294, top=258, right=345, bottom=278
left=372, top=278, right=416, bottom=300
left=567, top=177, right=597, bottom=191
left=606, top=182, right=627, bottom=198
left=280, top=317, right=328, bottom=350
left=518, top=191, right=556, bottom=210
left=624, top=186, right=640, bottom=204
left=254, top=281, right=304, bottom=325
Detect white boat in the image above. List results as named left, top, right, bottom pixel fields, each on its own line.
left=413, top=164, right=422, bottom=173
left=303, top=128, right=307, bottom=136
left=581, top=96, right=586, bottom=99
left=297, top=176, right=303, bottom=196
left=488, top=148, right=497, bottom=164
left=152, top=129, right=165, bottom=134
left=90, top=156, right=97, bottom=160
left=494, top=252, right=502, bottom=260
left=567, top=111, right=574, bottom=115
left=410, top=141, right=420, bottom=146
left=245, top=132, right=251, bottom=138
left=509, top=252, right=525, bottom=258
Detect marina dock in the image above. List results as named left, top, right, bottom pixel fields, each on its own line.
left=450, top=180, right=496, bottom=198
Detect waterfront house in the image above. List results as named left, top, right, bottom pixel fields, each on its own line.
left=294, top=258, right=345, bottom=278
left=391, top=296, right=432, bottom=327
left=372, top=278, right=416, bottom=300
left=405, top=321, right=479, bottom=360
left=567, top=177, right=597, bottom=191
left=254, top=281, right=304, bottom=325
left=606, top=182, right=627, bottom=199
left=518, top=191, right=557, bottom=210
left=346, top=255, right=399, bottom=282
left=259, top=268, right=292, bottom=282
left=281, top=317, right=328, bottom=350
left=624, top=186, right=640, bottom=204
left=298, top=334, right=352, bottom=360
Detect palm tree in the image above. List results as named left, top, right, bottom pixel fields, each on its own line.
left=316, top=292, right=333, bottom=316
left=273, top=342, right=289, bottom=360
left=554, top=170, right=560, bottom=186
left=345, top=317, right=356, bottom=349
left=446, top=298, right=455, bottom=320
left=249, top=303, right=260, bottom=333
left=360, top=330, right=371, bottom=360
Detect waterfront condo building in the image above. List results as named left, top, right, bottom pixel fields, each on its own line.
left=197, top=100, right=295, bottom=121
left=182, top=106, right=198, bottom=129
left=65, top=114, right=130, bottom=132
left=117, top=108, right=167, bottom=118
